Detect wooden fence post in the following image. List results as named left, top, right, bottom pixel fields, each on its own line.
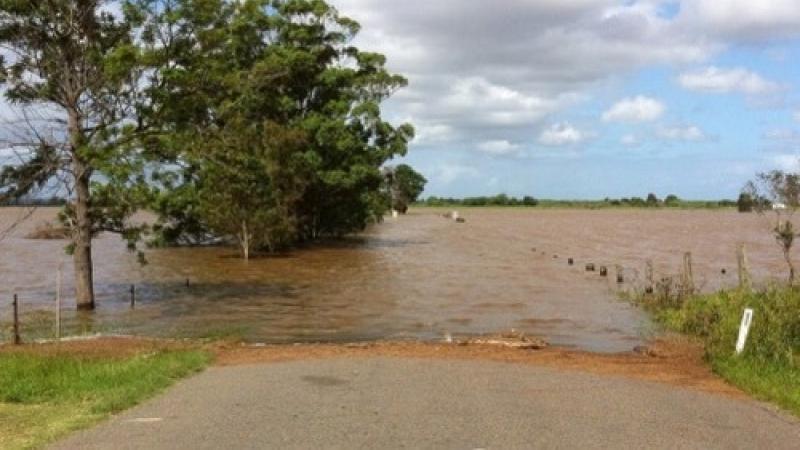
left=130, top=285, right=136, bottom=309
left=12, top=294, right=20, bottom=345
left=645, top=260, right=655, bottom=294
left=682, top=252, right=694, bottom=296
left=737, top=244, right=751, bottom=291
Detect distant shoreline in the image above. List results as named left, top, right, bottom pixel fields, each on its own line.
left=412, top=202, right=739, bottom=210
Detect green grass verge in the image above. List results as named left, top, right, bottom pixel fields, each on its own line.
left=0, top=348, right=210, bottom=449
left=637, top=287, right=800, bottom=415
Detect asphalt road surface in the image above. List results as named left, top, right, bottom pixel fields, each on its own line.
left=52, top=357, right=800, bottom=449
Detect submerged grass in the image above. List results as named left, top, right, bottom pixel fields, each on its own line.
left=0, top=346, right=209, bottom=449
left=635, top=286, right=800, bottom=415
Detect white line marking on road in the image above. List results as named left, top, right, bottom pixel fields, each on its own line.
left=126, top=418, right=163, bottom=424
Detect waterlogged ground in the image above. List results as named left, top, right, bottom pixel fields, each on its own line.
left=0, top=207, right=794, bottom=352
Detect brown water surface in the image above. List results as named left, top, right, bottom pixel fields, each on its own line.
left=0, top=207, right=792, bottom=352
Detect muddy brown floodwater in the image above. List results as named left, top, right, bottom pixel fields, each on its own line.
left=0, top=207, right=794, bottom=352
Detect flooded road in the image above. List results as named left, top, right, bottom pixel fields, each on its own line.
left=0, top=207, right=793, bottom=352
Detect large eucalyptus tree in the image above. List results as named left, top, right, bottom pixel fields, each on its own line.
left=0, top=0, right=149, bottom=309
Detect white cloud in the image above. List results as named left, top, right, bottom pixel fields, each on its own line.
left=763, top=128, right=800, bottom=142
left=677, top=1, right=800, bottom=42
left=657, top=125, right=707, bottom=141
left=442, top=77, right=561, bottom=127
left=477, top=139, right=522, bottom=156
left=323, top=0, right=800, bottom=173
left=538, top=122, right=585, bottom=146
left=602, top=96, right=665, bottom=123
left=331, top=0, right=717, bottom=152
left=678, top=66, right=780, bottom=95
left=435, top=164, right=480, bottom=185
left=412, top=122, right=456, bottom=145
left=621, top=134, right=641, bottom=147
left=770, top=154, right=800, bottom=172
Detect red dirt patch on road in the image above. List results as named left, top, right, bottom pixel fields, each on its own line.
left=213, top=336, right=743, bottom=398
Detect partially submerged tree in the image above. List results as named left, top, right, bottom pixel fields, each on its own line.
left=0, top=1, right=151, bottom=309
left=385, top=164, right=427, bottom=214
left=744, top=170, right=800, bottom=284
left=148, top=0, right=413, bottom=253
left=737, top=192, right=755, bottom=212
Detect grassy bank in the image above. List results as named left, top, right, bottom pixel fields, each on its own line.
left=0, top=341, right=209, bottom=449
left=635, top=287, right=800, bottom=415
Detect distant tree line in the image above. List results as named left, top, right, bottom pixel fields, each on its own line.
left=419, top=193, right=737, bottom=208
left=422, top=194, right=539, bottom=207
left=0, top=196, right=66, bottom=207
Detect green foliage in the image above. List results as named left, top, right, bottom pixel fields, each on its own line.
left=387, top=164, right=427, bottom=213
left=737, top=192, right=755, bottom=212
left=634, top=286, right=800, bottom=415
left=0, top=350, right=208, bottom=410
left=0, top=0, right=160, bottom=307
left=664, top=194, right=679, bottom=206
left=0, top=0, right=152, bottom=220
left=423, top=194, right=538, bottom=207
left=145, top=0, right=414, bottom=252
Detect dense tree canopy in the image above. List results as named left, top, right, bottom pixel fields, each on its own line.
left=143, top=0, right=414, bottom=258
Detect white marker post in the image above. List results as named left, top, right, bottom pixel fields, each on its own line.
left=735, top=308, right=754, bottom=355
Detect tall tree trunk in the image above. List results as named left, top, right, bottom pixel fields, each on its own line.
left=69, top=108, right=95, bottom=310
left=786, top=249, right=795, bottom=286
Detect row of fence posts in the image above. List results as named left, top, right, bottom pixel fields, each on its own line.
left=8, top=283, right=134, bottom=345
left=640, top=245, right=750, bottom=295
left=560, top=243, right=752, bottom=297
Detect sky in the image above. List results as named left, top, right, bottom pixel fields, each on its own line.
left=332, top=0, right=800, bottom=200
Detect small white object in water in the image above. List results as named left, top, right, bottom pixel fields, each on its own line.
left=444, top=332, right=453, bottom=343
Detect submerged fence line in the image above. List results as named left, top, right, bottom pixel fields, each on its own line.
left=542, top=240, right=760, bottom=304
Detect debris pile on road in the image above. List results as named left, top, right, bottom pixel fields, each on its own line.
left=457, top=330, right=548, bottom=350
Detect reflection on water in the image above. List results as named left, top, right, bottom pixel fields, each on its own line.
left=1, top=207, right=794, bottom=352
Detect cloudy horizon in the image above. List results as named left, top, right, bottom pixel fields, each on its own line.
left=333, top=0, right=800, bottom=200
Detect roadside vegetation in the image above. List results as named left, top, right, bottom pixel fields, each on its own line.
left=633, top=286, right=800, bottom=416
left=631, top=169, right=800, bottom=416
left=0, top=343, right=209, bottom=449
